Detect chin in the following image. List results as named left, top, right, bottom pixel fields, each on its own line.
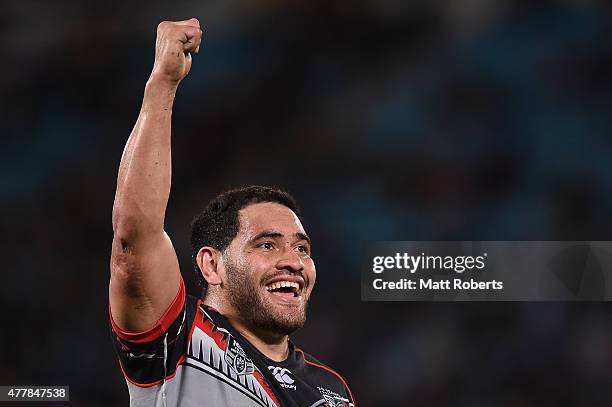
left=268, top=318, right=306, bottom=336
left=259, top=301, right=307, bottom=335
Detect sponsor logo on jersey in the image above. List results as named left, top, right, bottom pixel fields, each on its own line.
left=225, top=335, right=254, bottom=376
left=317, top=387, right=351, bottom=407
left=268, top=366, right=297, bottom=390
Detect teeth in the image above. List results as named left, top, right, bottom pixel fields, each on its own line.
left=265, top=281, right=300, bottom=291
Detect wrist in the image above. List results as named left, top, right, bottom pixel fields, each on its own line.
left=143, top=77, right=179, bottom=111
left=145, top=74, right=179, bottom=93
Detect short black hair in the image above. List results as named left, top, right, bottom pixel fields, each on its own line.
left=190, top=185, right=302, bottom=298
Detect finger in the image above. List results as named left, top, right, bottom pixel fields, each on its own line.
left=174, top=18, right=200, bottom=28
left=192, top=28, right=203, bottom=53
left=180, top=27, right=202, bottom=53
left=194, top=30, right=203, bottom=53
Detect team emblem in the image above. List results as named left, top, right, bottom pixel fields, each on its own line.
left=317, top=387, right=350, bottom=407
left=224, top=335, right=254, bottom=376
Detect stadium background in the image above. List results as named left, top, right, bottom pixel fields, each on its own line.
left=2, top=0, right=612, bottom=405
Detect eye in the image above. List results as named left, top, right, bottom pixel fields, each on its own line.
left=296, top=245, right=310, bottom=254
left=258, top=242, right=274, bottom=250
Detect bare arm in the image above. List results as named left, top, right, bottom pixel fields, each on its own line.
left=109, top=19, right=203, bottom=333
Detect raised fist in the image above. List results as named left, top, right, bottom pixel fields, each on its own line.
left=150, top=18, right=203, bottom=85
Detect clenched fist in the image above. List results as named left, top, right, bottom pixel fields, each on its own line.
left=150, top=18, right=203, bottom=86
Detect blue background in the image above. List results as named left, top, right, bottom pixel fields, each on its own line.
left=2, top=1, right=612, bottom=405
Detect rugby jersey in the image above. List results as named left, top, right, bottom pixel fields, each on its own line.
left=110, top=278, right=355, bottom=406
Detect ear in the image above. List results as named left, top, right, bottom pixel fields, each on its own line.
left=196, top=246, right=223, bottom=286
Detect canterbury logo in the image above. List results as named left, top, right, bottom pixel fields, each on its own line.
left=268, top=366, right=294, bottom=384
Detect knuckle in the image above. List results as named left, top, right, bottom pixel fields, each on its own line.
left=157, top=21, right=170, bottom=31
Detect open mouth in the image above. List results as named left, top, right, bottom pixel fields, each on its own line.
left=265, top=281, right=301, bottom=299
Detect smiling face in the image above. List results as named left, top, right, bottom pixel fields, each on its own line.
left=221, top=202, right=316, bottom=336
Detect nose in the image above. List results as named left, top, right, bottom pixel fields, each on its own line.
left=275, top=246, right=304, bottom=273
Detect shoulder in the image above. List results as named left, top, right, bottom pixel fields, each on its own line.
left=294, top=347, right=356, bottom=405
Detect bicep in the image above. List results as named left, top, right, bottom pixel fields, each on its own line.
left=109, top=230, right=182, bottom=333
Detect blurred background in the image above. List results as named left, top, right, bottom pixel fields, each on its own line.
left=2, top=0, right=612, bottom=405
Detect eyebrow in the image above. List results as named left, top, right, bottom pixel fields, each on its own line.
left=252, top=230, right=311, bottom=245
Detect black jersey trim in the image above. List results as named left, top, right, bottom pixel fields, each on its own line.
left=295, top=348, right=356, bottom=406
left=115, top=297, right=199, bottom=388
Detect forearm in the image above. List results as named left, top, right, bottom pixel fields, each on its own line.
left=112, top=79, right=178, bottom=239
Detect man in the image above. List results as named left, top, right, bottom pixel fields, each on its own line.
left=109, top=18, right=355, bottom=407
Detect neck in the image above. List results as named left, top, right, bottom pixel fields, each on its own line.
left=229, top=316, right=290, bottom=362
left=204, top=297, right=290, bottom=362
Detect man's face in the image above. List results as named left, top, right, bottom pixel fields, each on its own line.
left=222, top=202, right=316, bottom=336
